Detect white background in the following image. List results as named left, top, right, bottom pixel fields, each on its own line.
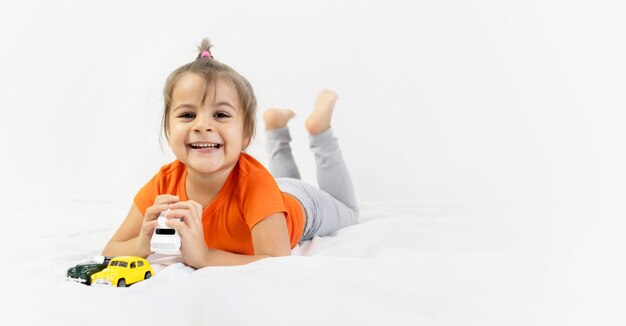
left=0, top=0, right=625, bottom=320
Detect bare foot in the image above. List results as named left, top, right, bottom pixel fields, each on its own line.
left=305, top=90, right=337, bottom=135
left=264, top=108, right=295, bottom=130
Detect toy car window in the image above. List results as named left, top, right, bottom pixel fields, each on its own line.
left=130, top=262, right=136, bottom=268
left=138, top=261, right=144, bottom=267
left=110, top=261, right=128, bottom=268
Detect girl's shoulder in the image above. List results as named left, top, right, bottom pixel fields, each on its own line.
left=150, top=160, right=187, bottom=186
left=232, top=153, right=282, bottom=206
left=237, top=153, right=271, bottom=178
left=157, top=159, right=186, bottom=177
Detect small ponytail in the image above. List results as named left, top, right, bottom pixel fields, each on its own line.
left=197, top=38, right=214, bottom=59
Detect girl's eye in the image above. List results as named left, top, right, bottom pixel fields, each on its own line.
left=179, top=112, right=195, bottom=119
left=214, top=112, right=230, bottom=119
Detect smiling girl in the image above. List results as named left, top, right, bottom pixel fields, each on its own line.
left=102, top=38, right=358, bottom=268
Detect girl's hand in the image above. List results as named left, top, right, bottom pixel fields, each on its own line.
left=164, top=200, right=209, bottom=268
left=134, top=194, right=180, bottom=257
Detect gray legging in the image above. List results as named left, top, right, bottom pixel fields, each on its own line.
left=265, top=127, right=359, bottom=242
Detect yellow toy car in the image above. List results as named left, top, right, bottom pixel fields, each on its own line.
left=91, top=256, right=154, bottom=287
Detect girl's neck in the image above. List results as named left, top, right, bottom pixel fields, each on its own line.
left=185, top=163, right=236, bottom=209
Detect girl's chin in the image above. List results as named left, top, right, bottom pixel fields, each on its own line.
left=186, top=159, right=237, bottom=175
left=188, top=163, right=223, bottom=174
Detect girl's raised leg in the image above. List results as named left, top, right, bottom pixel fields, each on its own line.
left=264, top=109, right=301, bottom=179
left=305, top=90, right=358, bottom=213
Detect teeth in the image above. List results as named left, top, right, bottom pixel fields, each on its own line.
left=190, top=143, right=220, bottom=149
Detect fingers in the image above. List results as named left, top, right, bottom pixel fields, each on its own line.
left=144, top=194, right=180, bottom=222
left=164, top=217, right=187, bottom=233
left=168, top=200, right=202, bottom=214
left=155, top=194, right=180, bottom=204
left=167, top=201, right=203, bottom=225
left=141, top=219, right=158, bottom=236
left=165, top=209, right=198, bottom=230
left=162, top=214, right=192, bottom=240
left=144, top=203, right=170, bottom=222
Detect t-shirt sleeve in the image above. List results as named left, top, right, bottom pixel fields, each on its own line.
left=240, top=171, right=288, bottom=229
left=134, top=173, right=160, bottom=215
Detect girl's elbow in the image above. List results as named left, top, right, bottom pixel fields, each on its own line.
left=259, top=249, right=291, bottom=258
left=276, top=251, right=291, bottom=257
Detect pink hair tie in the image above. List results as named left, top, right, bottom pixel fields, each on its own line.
left=200, top=50, right=213, bottom=59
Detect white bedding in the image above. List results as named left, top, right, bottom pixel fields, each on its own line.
left=0, top=199, right=623, bottom=325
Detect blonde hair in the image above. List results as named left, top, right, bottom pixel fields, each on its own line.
left=161, top=38, right=257, bottom=147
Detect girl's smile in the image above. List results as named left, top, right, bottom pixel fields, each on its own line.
left=188, top=142, right=223, bottom=151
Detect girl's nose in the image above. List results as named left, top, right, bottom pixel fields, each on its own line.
left=193, top=116, right=214, bottom=132
left=194, top=125, right=213, bottom=132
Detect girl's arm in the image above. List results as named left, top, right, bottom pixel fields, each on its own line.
left=202, top=212, right=292, bottom=267
left=102, top=195, right=179, bottom=257
left=165, top=201, right=291, bottom=268
left=101, top=204, right=148, bottom=257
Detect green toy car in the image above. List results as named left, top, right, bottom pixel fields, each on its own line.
left=66, top=256, right=112, bottom=285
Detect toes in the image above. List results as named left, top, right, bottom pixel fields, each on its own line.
left=263, top=109, right=295, bottom=130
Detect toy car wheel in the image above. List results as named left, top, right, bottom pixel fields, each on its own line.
left=145, top=271, right=152, bottom=280
left=117, top=279, right=126, bottom=287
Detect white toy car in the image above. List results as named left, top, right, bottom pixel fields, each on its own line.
left=150, top=211, right=181, bottom=255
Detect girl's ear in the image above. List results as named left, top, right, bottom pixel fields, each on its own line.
left=242, top=136, right=252, bottom=151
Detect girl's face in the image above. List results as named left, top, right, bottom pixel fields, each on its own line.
left=167, top=72, right=248, bottom=177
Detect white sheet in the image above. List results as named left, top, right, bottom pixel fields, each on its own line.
left=0, top=199, right=623, bottom=325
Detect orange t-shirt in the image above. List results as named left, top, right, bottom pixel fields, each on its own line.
left=134, top=153, right=304, bottom=254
